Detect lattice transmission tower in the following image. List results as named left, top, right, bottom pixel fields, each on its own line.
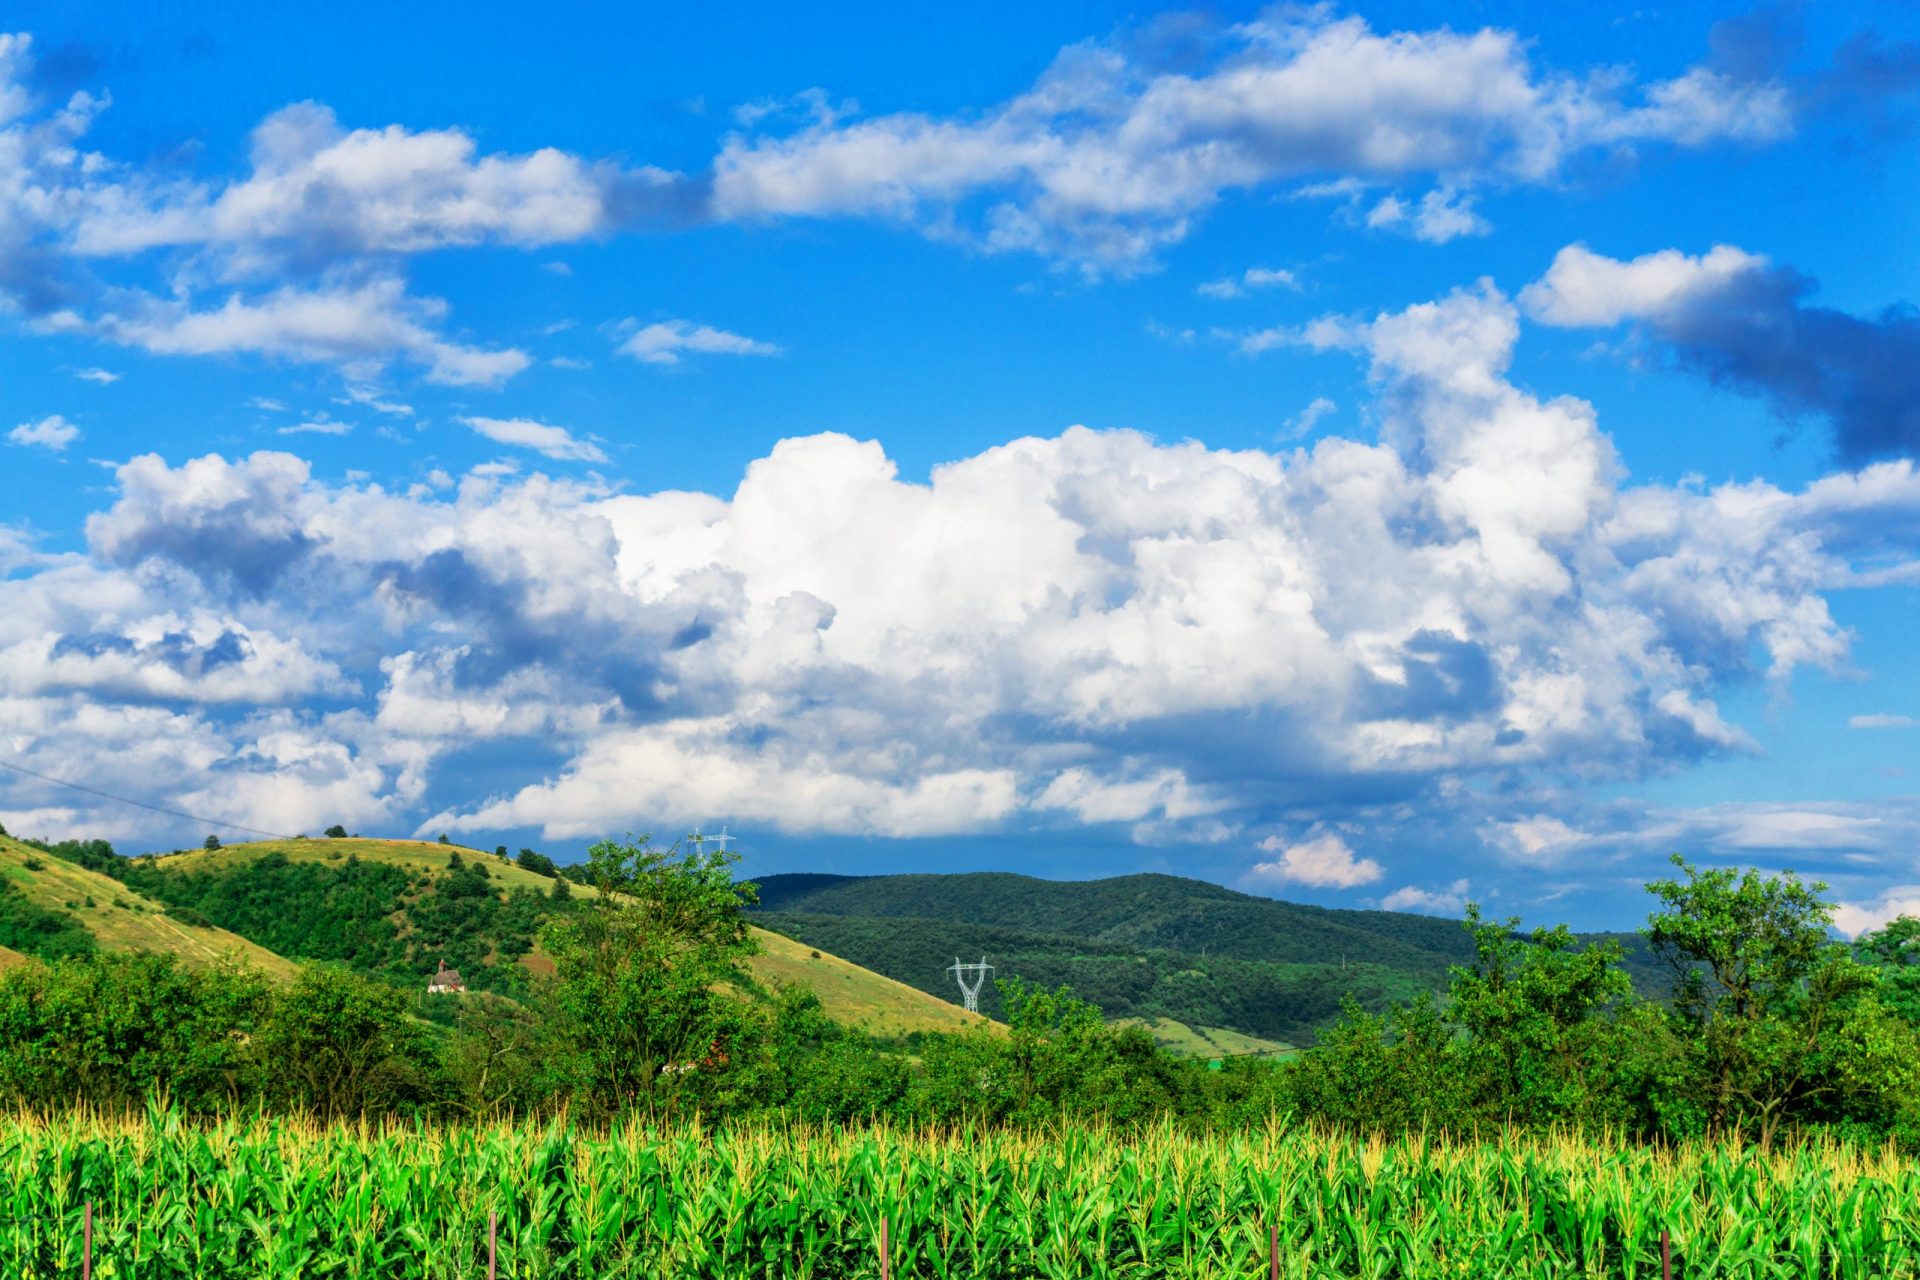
left=947, top=956, right=993, bottom=1014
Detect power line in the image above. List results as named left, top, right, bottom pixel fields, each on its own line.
left=0, top=758, right=293, bottom=840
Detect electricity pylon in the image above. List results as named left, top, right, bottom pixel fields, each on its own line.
left=947, top=956, right=993, bottom=1014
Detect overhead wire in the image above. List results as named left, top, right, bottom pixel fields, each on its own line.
left=0, top=757, right=294, bottom=841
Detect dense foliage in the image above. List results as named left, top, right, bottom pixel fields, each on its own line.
left=6, top=1113, right=1920, bottom=1278
left=0, top=880, right=97, bottom=961
left=114, top=850, right=552, bottom=995
left=6, top=836, right=1920, bottom=1156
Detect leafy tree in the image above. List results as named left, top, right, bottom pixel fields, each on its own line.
left=0, top=954, right=269, bottom=1110
left=204, top=835, right=222, bottom=851
left=1855, top=917, right=1920, bottom=1026
left=259, top=964, right=438, bottom=1117
left=324, top=825, right=348, bottom=839
left=1644, top=855, right=1913, bottom=1146
left=1277, top=993, right=1463, bottom=1132
left=538, top=834, right=759, bottom=1113
left=0, top=883, right=97, bottom=960
left=1447, top=905, right=1632, bottom=1127
left=517, top=848, right=558, bottom=877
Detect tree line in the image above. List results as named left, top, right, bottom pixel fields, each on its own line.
left=1, top=835, right=1917, bottom=1149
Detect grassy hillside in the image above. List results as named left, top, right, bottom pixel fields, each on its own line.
left=1123, top=1017, right=1294, bottom=1060
left=752, top=871, right=1667, bottom=1045
left=0, top=836, right=294, bottom=975
left=130, top=838, right=981, bottom=1038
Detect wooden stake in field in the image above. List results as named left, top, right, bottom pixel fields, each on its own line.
left=1269, top=1223, right=1279, bottom=1280
left=82, top=1201, right=92, bottom=1280
left=878, top=1216, right=891, bottom=1280
left=1662, top=1227, right=1672, bottom=1280
left=488, top=1209, right=498, bottom=1280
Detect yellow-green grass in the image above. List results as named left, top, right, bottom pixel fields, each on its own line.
left=3, top=1113, right=1917, bottom=1277
left=0, top=836, right=294, bottom=976
left=1123, top=1016, right=1294, bottom=1060
left=141, top=838, right=984, bottom=1035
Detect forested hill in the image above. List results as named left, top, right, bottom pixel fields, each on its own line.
left=750, top=871, right=1665, bottom=1046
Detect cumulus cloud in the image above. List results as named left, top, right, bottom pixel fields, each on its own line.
left=3, top=281, right=1918, bottom=869
left=1524, top=244, right=1920, bottom=462
left=1382, top=878, right=1471, bottom=916
left=1245, top=832, right=1383, bottom=889
left=712, top=12, right=1790, bottom=270
left=617, top=320, right=781, bottom=366
left=8, top=414, right=79, bottom=450
left=1835, top=889, right=1920, bottom=940
left=64, top=100, right=696, bottom=271
left=460, top=416, right=608, bottom=463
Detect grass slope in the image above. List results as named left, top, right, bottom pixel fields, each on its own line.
left=140, top=839, right=981, bottom=1038
left=0, top=836, right=293, bottom=975
left=1122, top=1017, right=1294, bottom=1060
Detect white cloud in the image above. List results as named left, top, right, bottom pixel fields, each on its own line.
left=277, top=420, right=352, bottom=436
left=1382, top=878, right=1471, bottom=916
left=8, top=414, right=79, bottom=451
left=1283, top=396, right=1336, bottom=439
left=1485, top=815, right=1588, bottom=863
left=64, top=100, right=691, bottom=270
left=1366, top=187, right=1491, bottom=243
left=1834, top=889, right=1920, bottom=940
left=460, top=416, right=608, bottom=463
left=617, top=320, right=782, bottom=366
left=1851, top=714, right=1916, bottom=730
left=72, top=367, right=118, bottom=384
left=1198, top=265, right=1297, bottom=299
left=89, top=277, right=530, bottom=386
left=712, top=13, right=1790, bottom=270
left=3, top=281, right=1917, bottom=862
left=1246, top=832, right=1383, bottom=889
left=1519, top=243, right=1768, bottom=327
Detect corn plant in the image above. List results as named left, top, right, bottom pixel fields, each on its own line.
left=0, top=1110, right=1915, bottom=1277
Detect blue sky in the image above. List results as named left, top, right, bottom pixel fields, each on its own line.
left=2, top=1, right=1918, bottom=930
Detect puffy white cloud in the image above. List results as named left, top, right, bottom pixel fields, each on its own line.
left=1246, top=832, right=1384, bottom=889
left=72, top=367, right=118, bottom=383
left=713, top=13, right=1791, bottom=269
left=8, top=413, right=78, bottom=450
left=64, top=100, right=692, bottom=269
left=617, top=320, right=782, bottom=366
left=2, top=282, right=1916, bottom=864
left=1523, top=244, right=1920, bottom=463
left=1834, top=890, right=1920, bottom=940
left=461, top=416, right=607, bottom=463
left=1520, top=243, right=1768, bottom=327
left=1382, top=878, right=1471, bottom=915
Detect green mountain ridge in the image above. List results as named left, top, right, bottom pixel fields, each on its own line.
left=749, top=870, right=1667, bottom=1045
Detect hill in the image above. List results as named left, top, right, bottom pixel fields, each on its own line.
left=0, top=835, right=294, bottom=975
left=750, top=871, right=1666, bottom=1045
left=125, top=838, right=980, bottom=1038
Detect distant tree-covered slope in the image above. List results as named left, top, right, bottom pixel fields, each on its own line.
left=751, top=871, right=1667, bottom=1045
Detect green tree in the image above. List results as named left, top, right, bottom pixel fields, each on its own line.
left=1644, top=855, right=1912, bottom=1146
left=1447, top=905, right=1632, bottom=1127
left=259, top=965, right=437, bottom=1117
left=1854, top=917, right=1920, bottom=1025
left=324, top=825, right=348, bottom=839
left=538, top=834, right=759, bottom=1113
left=203, top=834, right=221, bottom=851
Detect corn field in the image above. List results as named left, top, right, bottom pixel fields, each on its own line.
left=1, top=1110, right=1916, bottom=1278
